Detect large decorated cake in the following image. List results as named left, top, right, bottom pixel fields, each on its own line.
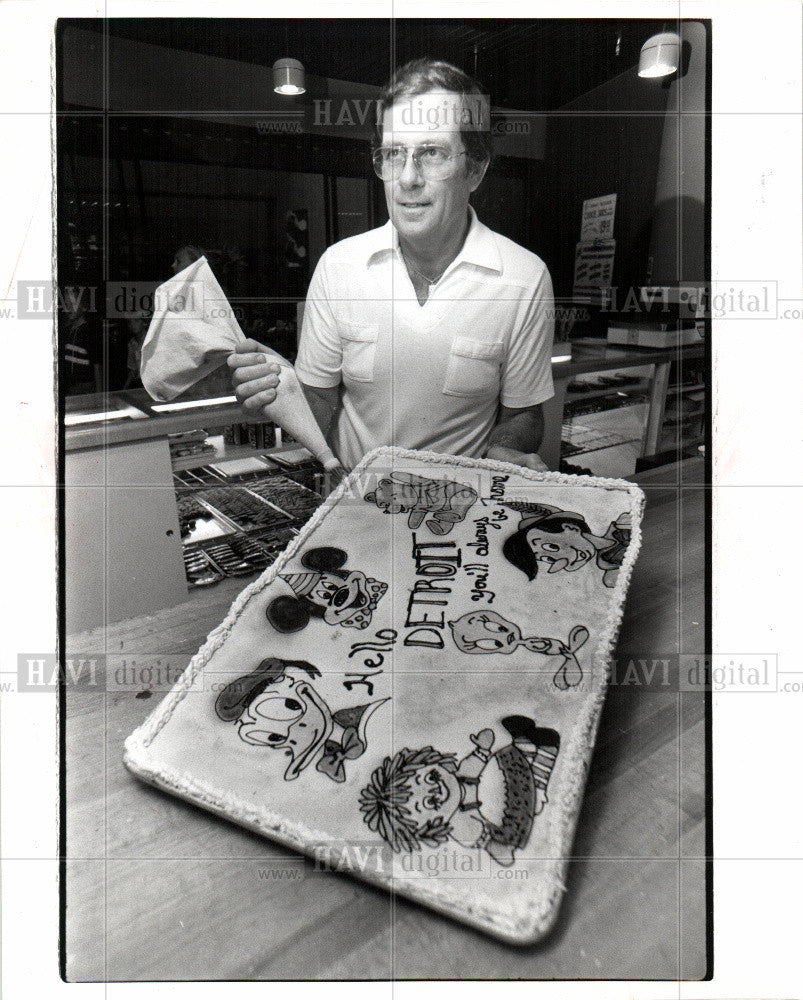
left=124, top=447, right=644, bottom=943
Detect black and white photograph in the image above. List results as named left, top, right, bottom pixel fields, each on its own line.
left=0, top=2, right=801, bottom=996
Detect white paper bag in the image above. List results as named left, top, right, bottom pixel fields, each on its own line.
left=140, top=257, right=342, bottom=472
left=140, top=256, right=244, bottom=401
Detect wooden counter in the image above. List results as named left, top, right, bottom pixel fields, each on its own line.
left=64, top=458, right=708, bottom=981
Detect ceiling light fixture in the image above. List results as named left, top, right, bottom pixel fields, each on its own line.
left=638, top=31, right=681, bottom=78
left=272, top=58, right=306, bottom=96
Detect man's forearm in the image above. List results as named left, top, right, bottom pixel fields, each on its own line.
left=487, top=405, right=545, bottom=455
left=300, top=381, right=341, bottom=438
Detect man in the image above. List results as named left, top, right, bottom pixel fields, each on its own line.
left=229, top=59, right=554, bottom=471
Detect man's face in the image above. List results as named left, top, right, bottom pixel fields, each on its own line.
left=172, top=248, right=195, bottom=274
left=380, top=91, right=486, bottom=250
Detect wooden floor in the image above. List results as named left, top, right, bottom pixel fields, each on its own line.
left=64, top=460, right=708, bottom=981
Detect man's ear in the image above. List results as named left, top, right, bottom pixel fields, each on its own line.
left=468, top=157, right=490, bottom=193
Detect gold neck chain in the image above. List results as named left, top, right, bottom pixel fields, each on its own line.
left=400, top=246, right=447, bottom=286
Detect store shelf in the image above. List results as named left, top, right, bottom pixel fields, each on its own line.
left=666, top=383, right=705, bottom=396
left=641, top=349, right=707, bottom=462
left=565, top=386, right=649, bottom=404
left=561, top=401, right=649, bottom=478
left=65, top=391, right=244, bottom=451
left=171, top=441, right=268, bottom=473
left=658, top=431, right=705, bottom=449
left=171, top=456, right=327, bottom=588
left=171, top=438, right=312, bottom=474
left=561, top=429, right=642, bottom=457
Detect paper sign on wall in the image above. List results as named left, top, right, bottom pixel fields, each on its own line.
left=580, top=194, right=617, bottom=241
left=572, top=240, right=616, bottom=302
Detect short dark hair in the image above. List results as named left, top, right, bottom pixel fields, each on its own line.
left=502, top=529, right=540, bottom=581
left=375, top=58, right=492, bottom=168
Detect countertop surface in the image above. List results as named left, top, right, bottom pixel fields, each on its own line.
left=64, top=459, right=708, bottom=981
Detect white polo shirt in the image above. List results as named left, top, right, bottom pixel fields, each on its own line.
left=295, top=207, right=554, bottom=471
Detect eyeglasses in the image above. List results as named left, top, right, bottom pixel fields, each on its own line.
left=372, top=144, right=467, bottom=181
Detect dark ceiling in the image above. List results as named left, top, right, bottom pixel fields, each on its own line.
left=70, top=17, right=677, bottom=111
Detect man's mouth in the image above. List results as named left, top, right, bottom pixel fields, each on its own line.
left=398, top=201, right=430, bottom=208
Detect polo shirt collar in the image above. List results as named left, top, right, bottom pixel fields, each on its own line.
left=366, top=207, right=503, bottom=274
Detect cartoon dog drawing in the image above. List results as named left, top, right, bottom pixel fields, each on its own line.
left=214, top=656, right=388, bottom=782
left=266, top=546, right=388, bottom=633
left=363, top=472, right=478, bottom=536
left=501, top=502, right=632, bottom=588
left=359, top=715, right=560, bottom=867
left=448, top=610, right=589, bottom=690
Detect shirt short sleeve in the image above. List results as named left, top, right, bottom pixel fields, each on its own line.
left=499, top=265, right=555, bottom=409
left=294, top=254, right=343, bottom=389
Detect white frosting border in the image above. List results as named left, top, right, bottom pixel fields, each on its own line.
left=123, top=446, right=645, bottom=944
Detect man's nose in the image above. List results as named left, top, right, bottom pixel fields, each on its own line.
left=398, top=151, right=424, bottom=187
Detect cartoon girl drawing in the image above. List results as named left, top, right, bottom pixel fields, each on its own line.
left=501, top=502, right=632, bottom=588
left=359, top=716, right=560, bottom=868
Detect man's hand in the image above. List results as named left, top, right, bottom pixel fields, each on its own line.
left=485, top=445, right=548, bottom=472
left=227, top=340, right=281, bottom=417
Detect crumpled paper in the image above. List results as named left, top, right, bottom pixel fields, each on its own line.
left=140, top=256, right=243, bottom=401
left=140, top=257, right=342, bottom=472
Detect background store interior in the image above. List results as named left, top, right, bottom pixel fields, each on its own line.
left=60, top=18, right=708, bottom=604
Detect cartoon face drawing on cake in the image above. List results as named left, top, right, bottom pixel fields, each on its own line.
left=214, top=657, right=388, bottom=782
left=363, top=472, right=478, bottom=536
left=501, top=502, right=632, bottom=588
left=449, top=610, right=530, bottom=653
left=359, top=716, right=560, bottom=867
left=266, top=547, right=388, bottom=633
left=448, top=611, right=590, bottom=690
